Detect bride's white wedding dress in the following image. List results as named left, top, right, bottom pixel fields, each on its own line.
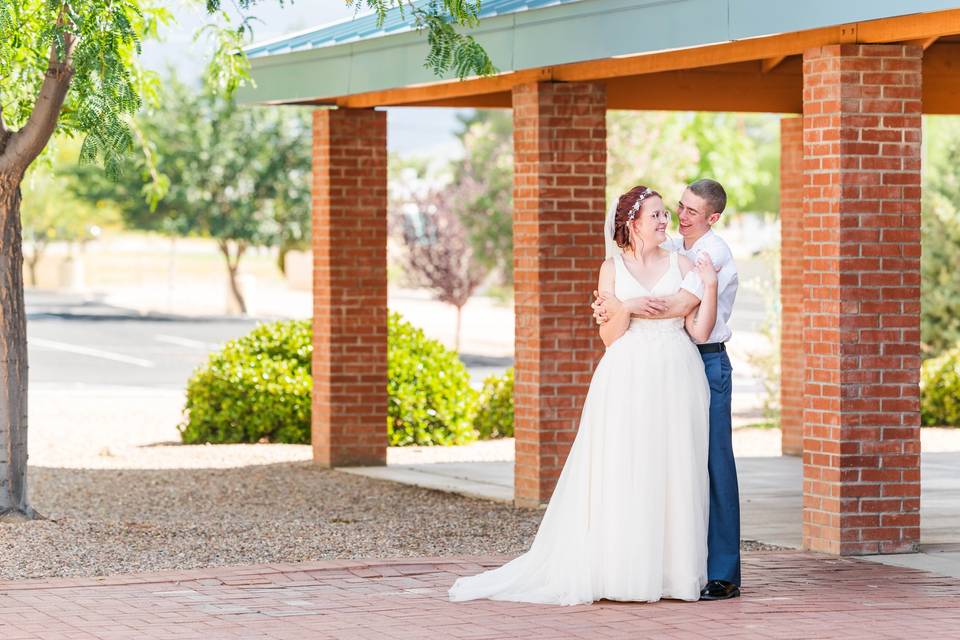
left=449, top=251, right=711, bottom=605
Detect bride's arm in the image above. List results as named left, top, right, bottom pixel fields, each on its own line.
left=623, top=290, right=699, bottom=319
left=596, top=260, right=630, bottom=347
left=681, top=254, right=718, bottom=343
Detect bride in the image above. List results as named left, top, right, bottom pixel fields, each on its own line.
left=449, top=186, right=719, bottom=605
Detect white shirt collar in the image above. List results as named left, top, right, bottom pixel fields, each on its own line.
left=682, top=229, right=715, bottom=252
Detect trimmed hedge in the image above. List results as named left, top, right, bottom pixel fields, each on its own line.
left=387, top=312, right=478, bottom=446
left=474, top=367, right=514, bottom=439
left=921, top=345, right=960, bottom=427
left=180, top=314, right=481, bottom=446
left=179, top=320, right=312, bottom=444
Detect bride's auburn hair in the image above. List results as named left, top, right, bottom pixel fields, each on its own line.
left=613, top=185, right=661, bottom=249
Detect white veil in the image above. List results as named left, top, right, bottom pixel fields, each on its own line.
left=603, top=198, right=620, bottom=259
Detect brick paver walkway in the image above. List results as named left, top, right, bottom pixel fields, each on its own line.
left=1, top=551, right=958, bottom=639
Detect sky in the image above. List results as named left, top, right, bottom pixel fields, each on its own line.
left=139, top=1, right=470, bottom=160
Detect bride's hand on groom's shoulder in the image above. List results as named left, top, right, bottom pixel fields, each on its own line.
left=694, top=253, right=718, bottom=287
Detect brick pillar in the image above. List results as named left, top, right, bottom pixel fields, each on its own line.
left=512, top=82, right=607, bottom=508
left=801, top=44, right=922, bottom=554
left=780, top=117, right=804, bottom=456
left=311, top=108, right=388, bottom=467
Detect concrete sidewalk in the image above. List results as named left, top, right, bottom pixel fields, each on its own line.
left=1, top=552, right=958, bottom=639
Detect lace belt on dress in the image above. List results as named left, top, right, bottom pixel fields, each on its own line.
left=626, top=318, right=686, bottom=335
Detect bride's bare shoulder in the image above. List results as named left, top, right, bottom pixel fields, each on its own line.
left=598, top=257, right=616, bottom=286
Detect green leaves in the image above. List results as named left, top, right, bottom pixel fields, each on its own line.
left=418, top=2, right=496, bottom=79
left=71, top=77, right=312, bottom=250
left=387, top=312, right=478, bottom=446
left=204, top=0, right=496, bottom=89
left=2, top=0, right=494, bottom=184
left=920, top=345, right=960, bottom=427
left=180, top=313, right=486, bottom=446
left=473, top=367, right=513, bottom=439
left=0, top=1, right=147, bottom=174
left=180, top=320, right=314, bottom=444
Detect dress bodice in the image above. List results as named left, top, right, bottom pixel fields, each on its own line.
left=613, top=251, right=685, bottom=333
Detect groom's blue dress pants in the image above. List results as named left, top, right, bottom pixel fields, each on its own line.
left=701, top=350, right=741, bottom=586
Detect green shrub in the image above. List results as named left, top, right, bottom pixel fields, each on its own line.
left=474, top=367, right=514, bottom=439
left=179, top=320, right=312, bottom=444
left=181, top=314, right=481, bottom=447
left=921, top=345, right=960, bottom=427
left=387, top=312, right=478, bottom=446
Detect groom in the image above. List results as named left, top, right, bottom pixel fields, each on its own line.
left=592, top=178, right=741, bottom=601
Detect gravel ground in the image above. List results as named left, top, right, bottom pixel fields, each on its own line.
left=4, top=462, right=784, bottom=581
left=6, top=462, right=541, bottom=581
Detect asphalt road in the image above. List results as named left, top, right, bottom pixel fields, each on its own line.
left=26, top=290, right=260, bottom=390
left=24, top=290, right=514, bottom=391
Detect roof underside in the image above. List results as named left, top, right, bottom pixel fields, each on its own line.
left=239, top=0, right=960, bottom=114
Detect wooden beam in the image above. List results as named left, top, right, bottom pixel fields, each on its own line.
left=905, top=36, right=939, bottom=50
left=338, top=67, right=553, bottom=108
left=761, top=55, right=787, bottom=73
left=922, top=42, right=960, bottom=114
left=402, top=61, right=804, bottom=112
left=405, top=93, right=512, bottom=108
left=606, top=66, right=801, bottom=113
left=309, top=8, right=960, bottom=109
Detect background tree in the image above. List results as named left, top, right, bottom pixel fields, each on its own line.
left=21, top=139, right=120, bottom=286
left=449, top=110, right=513, bottom=284
left=921, top=116, right=960, bottom=357
left=606, top=111, right=699, bottom=207
left=273, top=168, right=312, bottom=276
left=73, top=78, right=312, bottom=314
left=606, top=111, right=778, bottom=216
left=392, top=181, right=488, bottom=351
left=0, top=0, right=494, bottom=520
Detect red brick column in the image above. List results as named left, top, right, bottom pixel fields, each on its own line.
left=511, top=82, right=607, bottom=508
left=311, top=108, right=388, bottom=467
left=780, top=117, right=804, bottom=456
left=801, top=44, right=922, bottom=554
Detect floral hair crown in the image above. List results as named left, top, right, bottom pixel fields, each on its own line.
left=626, top=188, right=653, bottom=221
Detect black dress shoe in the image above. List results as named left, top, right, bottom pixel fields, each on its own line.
left=699, top=580, right=740, bottom=601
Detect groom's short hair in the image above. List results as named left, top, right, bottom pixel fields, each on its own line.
left=689, top=179, right=727, bottom=216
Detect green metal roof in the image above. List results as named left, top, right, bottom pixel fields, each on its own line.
left=240, top=0, right=960, bottom=105
left=245, top=0, right=581, bottom=58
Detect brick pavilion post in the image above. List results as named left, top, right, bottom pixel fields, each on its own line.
left=311, top=108, right=388, bottom=467
left=780, top=116, right=804, bottom=456
left=801, top=44, right=922, bottom=554
left=511, top=82, right=607, bottom=508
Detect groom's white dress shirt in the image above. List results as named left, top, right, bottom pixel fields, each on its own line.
left=664, top=230, right=738, bottom=344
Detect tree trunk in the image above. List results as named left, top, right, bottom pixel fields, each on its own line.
left=454, top=304, right=463, bottom=352
left=0, top=178, right=35, bottom=520
left=25, top=243, right=43, bottom=287
left=226, top=263, right=247, bottom=315
left=0, top=30, right=75, bottom=522
left=218, top=240, right=247, bottom=315
left=277, top=243, right=288, bottom=276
